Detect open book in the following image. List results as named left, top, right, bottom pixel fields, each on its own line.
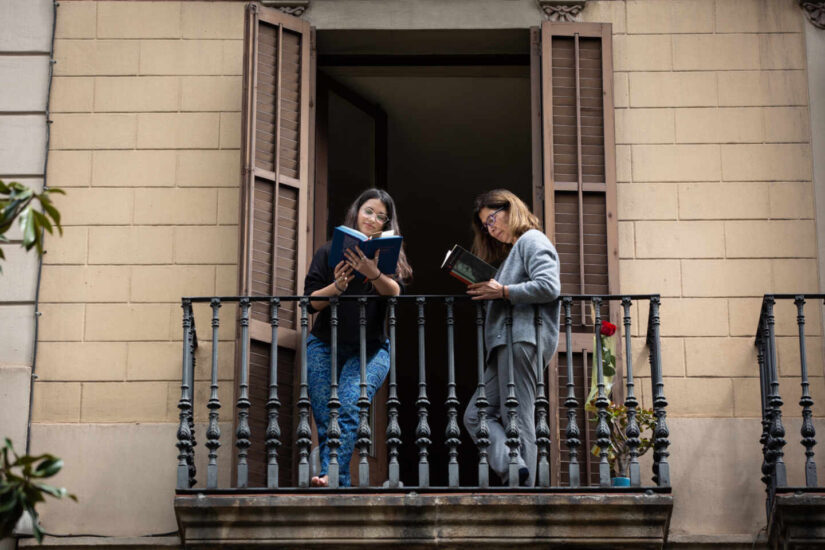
left=441, top=244, right=497, bottom=285
left=328, top=225, right=403, bottom=276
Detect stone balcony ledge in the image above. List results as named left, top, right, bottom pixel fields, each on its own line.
left=175, top=491, right=673, bottom=548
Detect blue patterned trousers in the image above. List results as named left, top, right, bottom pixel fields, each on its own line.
left=306, top=334, right=390, bottom=487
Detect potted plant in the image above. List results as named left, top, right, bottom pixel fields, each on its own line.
left=586, top=320, right=656, bottom=486
left=590, top=402, right=656, bottom=485
left=0, top=438, right=76, bottom=543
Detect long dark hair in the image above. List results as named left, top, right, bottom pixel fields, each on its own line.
left=343, top=188, right=413, bottom=282
left=471, top=189, right=541, bottom=264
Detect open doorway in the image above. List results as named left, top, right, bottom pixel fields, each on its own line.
left=315, top=29, right=533, bottom=486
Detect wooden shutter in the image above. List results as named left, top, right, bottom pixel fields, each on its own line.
left=237, top=3, right=312, bottom=488
left=535, top=22, right=620, bottom=486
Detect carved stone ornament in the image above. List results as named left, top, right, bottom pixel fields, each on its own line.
left=799, top=0, right=825, bottom=29
left=537, top=0, right=587, bottom=22
left=261, top=0, right=310, bottom=17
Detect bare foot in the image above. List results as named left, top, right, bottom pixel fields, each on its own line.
left=311, top=475, right=329, bottom=487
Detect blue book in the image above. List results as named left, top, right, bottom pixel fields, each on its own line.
left=328, top=225, right=403, bottom=276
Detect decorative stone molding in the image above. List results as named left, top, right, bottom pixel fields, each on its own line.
left=261, top=0, right=310, bottom=17
left=537, top=0, right=587, bottom=22
left=800, top=0, right=825, bottom=29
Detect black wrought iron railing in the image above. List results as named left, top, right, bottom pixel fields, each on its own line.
left=175, top=293, right=670, bottom=491
left=755, top=294, right=823, bottom=519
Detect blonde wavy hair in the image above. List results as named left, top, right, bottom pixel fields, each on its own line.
left=471, top=189, right=542, bottom=264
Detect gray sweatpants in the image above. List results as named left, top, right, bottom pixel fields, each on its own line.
left=463, top=342, right=538, bottom=486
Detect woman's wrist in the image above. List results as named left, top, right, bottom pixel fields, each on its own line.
left=367, top=272, right=382, bottom=282
left=334, top=281, right=346, bottom=293
left=501, top=285, right=508, bottom=299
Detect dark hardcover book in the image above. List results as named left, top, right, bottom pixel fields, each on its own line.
left=328, top=225, right=403, bottom=276
left=441, top=244, right=497, bottom=285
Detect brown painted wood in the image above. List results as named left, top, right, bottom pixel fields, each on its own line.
left=541, top=21, right=619, bottom=487
left=540, top=24, right=556, bottom=239
left=236, top=3, right=313, bottom=488
left=530, top=27, right=543, bottom=226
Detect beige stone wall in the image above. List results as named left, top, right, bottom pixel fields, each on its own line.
left=39, top=1, right=243, bottom=427
left=604, top=0, right=823, bottom=420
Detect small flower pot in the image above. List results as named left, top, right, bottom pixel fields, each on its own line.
left=611, top=476, right=630, bottom=487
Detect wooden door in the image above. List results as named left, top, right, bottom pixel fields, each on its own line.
left=532, top=22, right=621, bottom=486
left=236, top=3, right=312, bottom=488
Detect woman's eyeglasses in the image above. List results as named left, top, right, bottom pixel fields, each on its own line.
left=483, top=207, right=506, bottom=232
left=362, top=206, right=389, bottom=224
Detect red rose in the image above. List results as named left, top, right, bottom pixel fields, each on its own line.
left=600, top=321, right=616, bottom=337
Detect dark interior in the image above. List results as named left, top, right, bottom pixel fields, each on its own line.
left=317, top=29, right=533, bottom=486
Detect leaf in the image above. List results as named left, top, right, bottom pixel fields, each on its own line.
left=33, top=483, right=66, bottom=498
left=32, top=210, right=53, bottom=235
left=18, top=207, right=36, bottom=250
left=25, top=504, right=43, bottom=543
left=40, top=199, right=63, bottom=234
left=34, top=458, right=63, bottom=478
left=14, top=454, right=50, bottom=467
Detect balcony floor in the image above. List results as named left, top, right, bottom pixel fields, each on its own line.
left=175, top=490, right=673, bottom=549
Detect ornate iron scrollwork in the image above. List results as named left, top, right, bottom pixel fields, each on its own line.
left=262, top=1, right=310, bottom=17
left=537, top=0, right=587, bottom=22
left=800, top=1, right=825, bottom=29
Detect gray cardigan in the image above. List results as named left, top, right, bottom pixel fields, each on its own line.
left=484, top=229, right=561, bottom=364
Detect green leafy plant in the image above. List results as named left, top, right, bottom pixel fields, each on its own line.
left=584, top=319, right=656, bottom=478
left=588, top=402, right=656, bottom=478
left=0, top=180, right=64, bottom=271
left=0, top=438, right=76, bottom=543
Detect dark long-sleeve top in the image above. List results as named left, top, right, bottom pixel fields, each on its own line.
left=484, top=229, right=561, bottom=363
left=304, top=241, right=399, bottom=351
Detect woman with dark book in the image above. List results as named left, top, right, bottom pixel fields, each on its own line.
left=463, top=189, right=561, bottom=487
left=304, top=188, right=413, bottom=488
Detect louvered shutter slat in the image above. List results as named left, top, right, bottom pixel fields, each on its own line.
left=237, top=4, right=311, bottom=488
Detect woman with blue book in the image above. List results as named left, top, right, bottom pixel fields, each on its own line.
left=463, top=189, right=561, bottom=487
left=304, top=188, right=413, bottom=487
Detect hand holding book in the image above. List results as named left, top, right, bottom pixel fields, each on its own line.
left=467, top=279, right=506, bottom=300
left=343, top=246, right=381, bottom=281
left=329, top=225, right=403, bottom=277
left=441, top=244, right=497, bottom=285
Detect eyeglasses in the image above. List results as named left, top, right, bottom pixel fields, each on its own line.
left=362, top=206, right=389, bottom=224
left=482, top=207, right=506, bottom=232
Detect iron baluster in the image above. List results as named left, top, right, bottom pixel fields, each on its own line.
left=563, top=297, right=580, bottom=487
left=757, top=316, right=772, bottom=520
left=648, top=296, right=670, bottom=487
left=445, top=297, right=461, bottom=487
left=356, top=298, right=371, bottom=487
left=622, top=297, right=641, bottom=486
left=206, top=298, right=222, bottom=489
left=475, top=301, right=490, bottom=488
left=593, top=297, right=611, bottom=487
left=176, top=299, right=194, bottom=490
left=327, top=298, right=342, bottom=488
left=415, top=297, right=431, bottom=487
left=296, top=298, right=312, bottom=488
left=535, top=305, right=551, bottom=487
left=504, top=303, right=520, bottom=487
left=796, top=297, right=817, bottom=487
left=187, top=320, right=197, bottom=487
left=765, top=296, right=787, bottom=491
left=386, top=297, right=401, bottom=488
left=235, top=297, right=251, bottom=488
left=265, top=298, right=281, bottom=489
